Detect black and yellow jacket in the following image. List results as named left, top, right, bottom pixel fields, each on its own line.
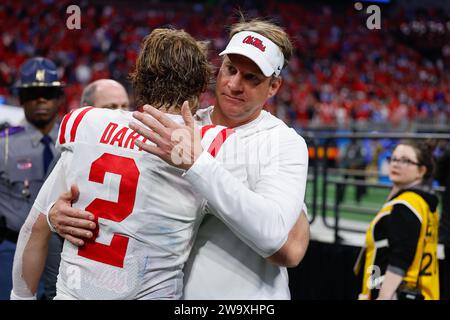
left=356, top=188, right=439, bottom=300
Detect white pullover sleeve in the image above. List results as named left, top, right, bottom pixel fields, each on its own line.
left=183, top=128, right=308, bottom=257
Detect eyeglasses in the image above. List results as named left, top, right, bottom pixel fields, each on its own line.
left=386, top=156, right=421, bottom=166
left=19, top=87, right=63, bottom=102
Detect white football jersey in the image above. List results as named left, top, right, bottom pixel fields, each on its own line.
left=34, top=107, right=245, bottom=300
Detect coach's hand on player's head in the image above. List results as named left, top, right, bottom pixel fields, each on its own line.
left=49, top=184, right=97, bottom=246
left=130, top=101, right=203, bottom=170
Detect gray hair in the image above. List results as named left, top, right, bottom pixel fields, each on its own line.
left=80, top=83, right=97, bottom=106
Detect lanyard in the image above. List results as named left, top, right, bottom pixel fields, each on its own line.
left=4, top=128, right=9, bottom=168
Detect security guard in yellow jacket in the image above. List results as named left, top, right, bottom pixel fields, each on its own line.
left=357, top=188, right=439, bottom=300
left=356, top=141, right=440, bottom=300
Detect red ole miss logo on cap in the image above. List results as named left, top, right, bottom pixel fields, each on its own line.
left=242, top=35, right=266, bottom=52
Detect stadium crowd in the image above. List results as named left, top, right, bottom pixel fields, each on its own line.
left=0, top=0, right=449, bottom=130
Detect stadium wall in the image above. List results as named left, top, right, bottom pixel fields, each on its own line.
left=288, top=240, right=449, bottom=300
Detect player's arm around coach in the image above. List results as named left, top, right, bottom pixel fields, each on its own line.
left=47, top=21, right=310, bottom=268
left=47, top=102, right=309, bottom=268
left=128, top=22, right=310, bottom=266
left=131, top=100, right=310, bottom=267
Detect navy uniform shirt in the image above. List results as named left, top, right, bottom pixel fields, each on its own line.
left=0, top=120, right=60, bottom=232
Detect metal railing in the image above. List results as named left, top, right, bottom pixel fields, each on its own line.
left=302, top=131, right=450, bottom=244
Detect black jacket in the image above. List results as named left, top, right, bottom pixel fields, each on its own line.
left=436, top=148, right=450, bottom=246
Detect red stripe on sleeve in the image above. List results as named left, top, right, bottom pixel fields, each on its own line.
left=200, top=124, right=216, bottom=138
left=59, top=109, right=76, bottom=145
left=70, top=107, right=94, bottom=142
left=207, top=128, right=235, bottom=158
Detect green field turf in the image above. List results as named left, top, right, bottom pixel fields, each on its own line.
left=305, top=176, right=391, bottom=223
left=305, top=175, right=444, bottom=225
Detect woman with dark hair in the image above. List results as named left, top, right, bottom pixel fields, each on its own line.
left=356, top=141, right=439, bottom=300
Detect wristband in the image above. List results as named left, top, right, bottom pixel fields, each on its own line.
left=45, top=201, right=57, bottom=233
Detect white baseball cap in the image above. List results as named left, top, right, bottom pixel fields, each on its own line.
left=219, top=31, right=285, bottom=77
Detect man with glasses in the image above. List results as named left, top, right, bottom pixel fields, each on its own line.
left=0, top=57, right=64, bottom=299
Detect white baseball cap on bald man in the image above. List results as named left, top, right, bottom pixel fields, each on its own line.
left=219, top=31, right=285, bottom=77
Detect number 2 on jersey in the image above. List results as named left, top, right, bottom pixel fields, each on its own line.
left=78, top=153, right=140, bottom=268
